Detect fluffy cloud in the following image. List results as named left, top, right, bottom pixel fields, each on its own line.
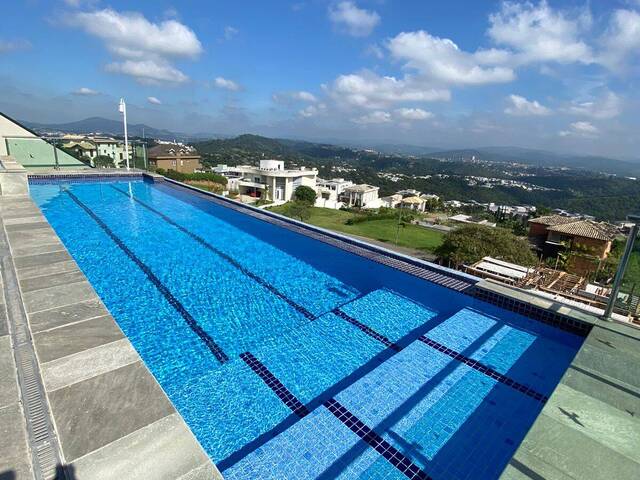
left=599, top=9, right=640, bottom=70
left=106, top=59, right=188, bottom=84
left=214, top=77, right=241, bottom=91
left=72, top=87, right=99, bottom=96
left=560, top=121, right=599, bottom=137
left=395, top=108, right=433, bottom=120
left=387, top=31, right=515, bottom=85
left=327, top=71, right=450, bottom=109
left=147, top=96, right=162, bottom=105
left=273, top=91, right=317, bottom=104
left=567, top=91, right=621, bottom=119
left=488, top=1, right=593, bottom=64
left=299, top=103, right=327, bottom=118
left=504, top=94, right=550, bottom=116
left=68, top=8, right=201, bottom=84
left=352, top=110, right=392, bottom=124
left=328, top=1, right=380, bottom=37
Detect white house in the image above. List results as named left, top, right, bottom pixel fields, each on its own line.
left=315, top=177, right=353, bottom=209
left=341, top=184, right=379, bottom=208
left=214, top=160, right=317, bottom=202
left=61, top=135, right=132, bottom=167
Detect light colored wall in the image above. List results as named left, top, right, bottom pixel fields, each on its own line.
left=0, top=115, right=36, bottom=155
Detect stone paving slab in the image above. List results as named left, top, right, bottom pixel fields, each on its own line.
left=28, top=299, right=106, bottom=333
left=0, top=403, right=32, bottom=480
left=70, top=413, right=217, bottom=480
left=48, top=361, right=175, bottom=462
left=17, top=260, right=80, bottom=281
left=20, top=269, right=86, bottom=293
left=0, top=336, right=19, bottom=409
left=41, top=338, right=139, bottom=392
left=23, top=280, right=99, bottom=313
left=14, top=250, right=72, bottom=269
left=34, top=315, right=124, bottom=363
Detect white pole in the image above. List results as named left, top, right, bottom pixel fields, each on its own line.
left=119, top=98, right=130, bottom=171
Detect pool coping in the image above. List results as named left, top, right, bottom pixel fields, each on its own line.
left=0, top=187, right=221, bottom=478
left=20, top=170, right=640, bottom=480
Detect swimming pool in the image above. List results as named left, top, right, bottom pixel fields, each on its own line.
left=31, top=178, right=583, bottom=480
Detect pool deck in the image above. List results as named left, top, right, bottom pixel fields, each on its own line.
left=1, top=168, right=639, bottom=479
left=0, top=191, right=220, bottom=478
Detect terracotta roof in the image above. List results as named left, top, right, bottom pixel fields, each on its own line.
left=528, top=215, right=577, bottom=226
left=547, top=220, right=618, bottom=241
left=401, top=196, right=425, bottom=204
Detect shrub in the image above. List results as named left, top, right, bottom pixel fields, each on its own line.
left=293, top=185, right=316, bottom=204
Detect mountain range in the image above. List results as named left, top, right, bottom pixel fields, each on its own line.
left=20, top=116, right=640, bottom=176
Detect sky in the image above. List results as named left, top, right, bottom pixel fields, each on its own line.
left=1, top=0, right=639, bottom=159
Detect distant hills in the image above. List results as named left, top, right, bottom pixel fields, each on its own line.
left=21, top=116, right=201, bottom=141
left=19, top=116, right=639, bottom=176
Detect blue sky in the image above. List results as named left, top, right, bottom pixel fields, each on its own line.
left=1, top=1, right=639, bottom=158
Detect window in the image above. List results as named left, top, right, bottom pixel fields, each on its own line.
left=172, top=160, right=177, bottom=167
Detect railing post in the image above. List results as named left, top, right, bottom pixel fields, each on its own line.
left=52, top=142, right=60, bottom=170
left=603, top=221, right=639, bottom=320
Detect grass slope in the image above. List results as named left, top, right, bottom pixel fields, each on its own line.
left=269, top=205, right=444, bottom=252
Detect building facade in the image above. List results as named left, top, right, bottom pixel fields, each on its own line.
left=148, top=144, right=202, bottom=174
left=214, top=160, right=317, bottom=202
left=340, top=184, right=380, bottom=208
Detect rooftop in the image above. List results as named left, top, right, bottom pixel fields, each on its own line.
left=547, top=220, right=619, bottom=242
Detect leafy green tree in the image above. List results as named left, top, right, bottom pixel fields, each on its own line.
left=94, top=155, right=114, bottom=168
left=435, top=224, right=537, bottom=267
left=284, top=201, right=311, bottom=222
left=293, top=185, right=316, bottom=204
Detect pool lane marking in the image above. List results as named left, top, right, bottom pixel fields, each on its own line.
left=110, top=186, right=316, bottom=321
left=65, top=190, right=229, bottom=364
left=240, top=352, right=310, bottom=418
left=323, top=399, right=432, bottom=480
left=239, top=351, right=431, bottom=480
left=333, top=307, right=548, bottom=404
left=332, top=308, right=401, bottom=352
left=418, top=336, right=548, bottom=403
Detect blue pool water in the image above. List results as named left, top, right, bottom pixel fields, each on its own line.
left=31, top=178, right=583, bottom=480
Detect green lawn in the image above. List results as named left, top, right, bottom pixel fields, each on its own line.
left=269, top=205, right=444, bottom=252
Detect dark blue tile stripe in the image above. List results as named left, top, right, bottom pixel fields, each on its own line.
left=418, top=336, right=548, bottom=403
left=65, top=190, right=229, bottom=364
left=110, top=186, right=316, bottom=321
left=240, top=352, right=310, bottom=418
left=324, top=398, right=431, bottom=480
left=332, top=308, right=401, bottom=352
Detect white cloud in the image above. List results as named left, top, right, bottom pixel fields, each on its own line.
left=504, top=94, right=550, bottom=116
left=328, top=1, right=380, bottom=37
left=352, top=110, right=392, bottom=124
left=560, top=121, right=599, bottom=137
left=0, top=39, right=31, bottom=54
left=147, top=96, right=162, bottom=105
left=395, top=108, right=433, bottom=120
left=299, top=103, right=327, bottom=118
left=222, top=26, right=239, bottom=41
left=488, top=1, right=592, bottom=64
left=214, top=76, right=241, bottom=91
left=106, top=59, right=188, bottom=84
left=67, top=8, right=202, bottom=84
left=72, top=87, right=99, bottom=96
left=327, top=71, right=450, bottom=110
left=387, top=31, right=515, bottom=86
left=567, top=91, right=621, bottom=119
left=599, top=9, right=640, bottom=70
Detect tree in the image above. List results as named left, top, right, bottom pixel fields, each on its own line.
left=293, top=185, right=316, bottom=204
left=284, top=201, right=311, bottom=222
left=94, top=155, right=114, bottom=168
left=435, top=224, right=537, bottom=267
